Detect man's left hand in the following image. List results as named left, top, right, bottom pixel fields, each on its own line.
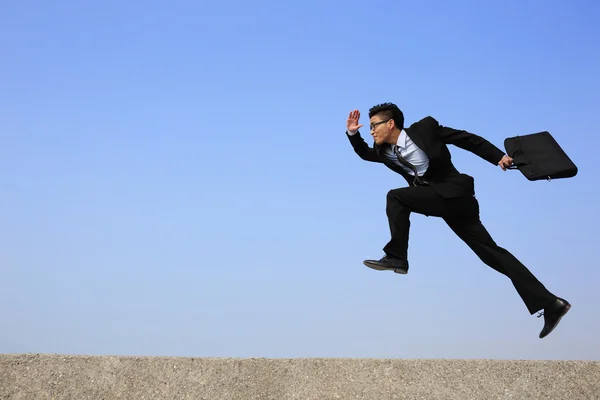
left=498, top=155, right=514, bottom=171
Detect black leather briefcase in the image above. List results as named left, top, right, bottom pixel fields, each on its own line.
left=504, top=131, right=578, bottom=181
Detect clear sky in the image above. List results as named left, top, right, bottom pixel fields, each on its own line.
left=2, top=0, right=599, bottom=361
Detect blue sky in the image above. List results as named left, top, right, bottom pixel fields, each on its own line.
left=1, top=0, right=599, bottom=360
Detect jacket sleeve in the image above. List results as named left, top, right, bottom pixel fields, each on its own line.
left=346, top=130, right=382, bottom=163
left=426, top=116, right=505, bottom=166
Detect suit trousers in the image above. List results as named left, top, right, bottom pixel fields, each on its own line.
left=383, top=185, right=556, bottom=314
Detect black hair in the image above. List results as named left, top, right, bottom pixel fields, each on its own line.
left=368, top=102, right=404, bottom=130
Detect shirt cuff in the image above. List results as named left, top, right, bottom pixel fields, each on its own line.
left=347, top=130, right=358, bottom=136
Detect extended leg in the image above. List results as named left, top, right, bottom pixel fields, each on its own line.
left=444, top=206, right=556, bottom=314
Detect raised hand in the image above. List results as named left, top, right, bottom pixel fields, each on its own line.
left=346, top=109, right=364, bottom=132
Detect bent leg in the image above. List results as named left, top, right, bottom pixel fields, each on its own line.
left=383, top=186, right=447, bottom=261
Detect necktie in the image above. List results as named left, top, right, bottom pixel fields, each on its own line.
left=394, top=145, right=427, bottom=186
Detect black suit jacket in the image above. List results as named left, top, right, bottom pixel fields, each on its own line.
left=347, top=116, right=505, bottom=198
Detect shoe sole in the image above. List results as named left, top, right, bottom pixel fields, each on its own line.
left=363, top=261, right=408, bottom=274
left=540, top=303, right=571, bottom=339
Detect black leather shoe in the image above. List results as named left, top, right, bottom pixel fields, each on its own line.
left=363, top=255, right=409, bottom=274
left=539, top=297, right=571, bottom=339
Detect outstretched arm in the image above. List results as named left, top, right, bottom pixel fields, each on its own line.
left=427, top=116, right=513, bottom=169
left=346, top=109, right=382, bottom=163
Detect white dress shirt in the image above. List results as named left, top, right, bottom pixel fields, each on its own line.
left=348, top=129, right=429, bottom=176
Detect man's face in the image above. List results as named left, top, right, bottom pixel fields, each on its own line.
left=369, top=114, right=393, bottom=145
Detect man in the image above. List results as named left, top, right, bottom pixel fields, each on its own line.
left=345, top=102, right=570, bottom=339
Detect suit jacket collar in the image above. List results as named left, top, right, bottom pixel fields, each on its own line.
left=404, top=124, right=427, bottom=154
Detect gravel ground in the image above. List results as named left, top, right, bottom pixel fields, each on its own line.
left=1, top=354, right=599, bottom=399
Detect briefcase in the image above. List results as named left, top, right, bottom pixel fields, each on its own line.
left=504, top=131, right=578, bottom=181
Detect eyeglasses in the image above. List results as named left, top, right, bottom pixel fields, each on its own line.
left=370, top=119, right=391, bottom=131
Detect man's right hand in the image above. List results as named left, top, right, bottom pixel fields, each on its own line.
left=347, top=109, right=364, bottom=132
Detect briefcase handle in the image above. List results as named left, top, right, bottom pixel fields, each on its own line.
left=506, top=145, right=530, bottom=170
